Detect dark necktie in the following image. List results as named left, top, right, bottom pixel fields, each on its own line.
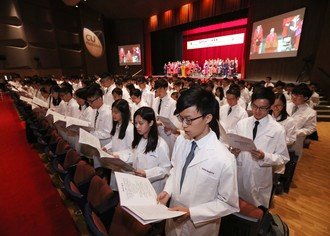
left=253, top=121, right=260, bottom=140
left=227, top=106, right=232, bottom=116
left=180, top=141, right=197, bottom=191
left=94, top=110, right=99, bottom=128
left=292, top=105, right=298, bottom=115
left=157, top=98, right=162, bottom=114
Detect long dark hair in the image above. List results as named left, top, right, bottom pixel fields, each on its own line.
left=132, top=107, right=158, bottom=153
left=269, top=93, right=288, bottom=122
left=110, top=99, right=130, bottom=139
left=175, top=87, right=220, bottom=139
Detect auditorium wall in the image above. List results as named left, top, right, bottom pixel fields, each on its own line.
left=0, top=0, right=107, bottom=77
left=103, top=19, right=144, bottom=76
left=247, top=0, right=329, bottom=85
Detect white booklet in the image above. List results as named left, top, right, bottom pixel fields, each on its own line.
left=66, top=116, right=92, bottom=129
left=19, top=96, right=33, bottom=104
left=157, top=116, right=177, bottom=130
left=226, top=133, right=257, bottom=151
left=115, top=172, right=186, bottom=225
left=32, top=96, right=48, bottom=108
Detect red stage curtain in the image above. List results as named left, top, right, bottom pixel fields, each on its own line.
left=182, top=18, right=247, bottom=77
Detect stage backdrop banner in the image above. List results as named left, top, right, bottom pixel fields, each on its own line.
left=183, top=18, right=247, bottom=77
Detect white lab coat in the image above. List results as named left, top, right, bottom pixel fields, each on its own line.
left=105, top=123, right=134, bottom=191
left=233, top=115, right=289, bottom=208
left=66, top=98, right=80, bottom=118
left=132, top=136, right=171, bottom=194
left=163, top=131, right=239, bottom=236
left=219, top=104, right=248, bottom=133
left=287, top=102, right=317, bottom=157
left=90, top=104, right=113, bottom=168
left=152, top=94, right=180, bottom=154
left=103, top=84, right=116, bottom=107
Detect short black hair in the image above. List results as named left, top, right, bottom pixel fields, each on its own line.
left=154, top=78, right=168, bottom=90
left=86, top=83, right=103, bottom=99
left=75, top=87, right=88, bottom=100
left=59, top=86, right=72, bottom=95
left=130, top=88, right=142, bottom=98
left=251, top=86, right=275, bottom=106
left=227, top=86, right=241, bottom=98
left=112, top=87, right=123, bottom=96
left=175, top=87, right=220, bottom=138
left=292, top=83, right=313, bottom=99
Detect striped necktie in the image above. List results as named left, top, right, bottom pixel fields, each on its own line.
left=94, top=110, right=99, bottom=128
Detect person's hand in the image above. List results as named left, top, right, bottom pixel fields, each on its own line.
left=230, top=147, right=241, bottom=157
left=169, top=206, right=189, bottom=223
left=156, top=120, right=163, bottom=127
left=134, top=169, right=146, bottom=177
left=250, top=149, right=265, bottom=160
left=157, top=191, right=170, bottom=205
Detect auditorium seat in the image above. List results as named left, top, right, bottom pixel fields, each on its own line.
left=64, top=160, right=96, bottom=209
left=84, top=176, right=118, bottom=235
left=52, top=149, right=81, bottom=181
left=219, top=198, right=264, bottom=236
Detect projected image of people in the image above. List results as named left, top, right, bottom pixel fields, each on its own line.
left=249, top=8, right=305, bottom=59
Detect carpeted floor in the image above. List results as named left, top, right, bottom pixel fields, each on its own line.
left=0, top=94, right=79, bottom=235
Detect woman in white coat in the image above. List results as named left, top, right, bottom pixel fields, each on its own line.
left=103, top=99, right=134, bottom=190
left=132, top=106, right=171, bottom=194
left=158, top=88, right=239, bottom=236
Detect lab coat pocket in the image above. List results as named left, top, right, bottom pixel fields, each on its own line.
left=196, top=166, right=218, bottom=199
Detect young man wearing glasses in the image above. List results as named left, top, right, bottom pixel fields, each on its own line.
left=231, top=87, right=289, bottom=209
left=157, top=88, right=239, bottom=236
left=86, top=84, right=113, bottom=168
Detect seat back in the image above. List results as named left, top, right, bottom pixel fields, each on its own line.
left=74, top=161, right=96, bottom=186
left=219, top=198, right=264, bottom=236
left=63, top=149, right=81, bottom=169
left=87, top=176, right=114, bottom=209
left=55, top=139, right=70, bottom=155
left=87, top=176, right=117, bottom=231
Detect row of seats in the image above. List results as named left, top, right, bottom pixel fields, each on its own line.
left=10, top=91, right=151, bottom=236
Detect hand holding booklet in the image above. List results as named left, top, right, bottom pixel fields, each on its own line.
left=78, top=129, right=134, bottom=172
left=115, top=172, right=186, bottom=225
left=157, top=116, right=177, bottom=131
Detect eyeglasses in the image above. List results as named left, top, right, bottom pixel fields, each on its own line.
left=177, top=115, right=203, bottom=125
left=251, top=103, right=270, bottom=111
left=87, top=97, right=100, bottom=104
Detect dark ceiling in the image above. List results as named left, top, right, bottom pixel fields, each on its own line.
left=83, top=0, right=199, bottom=19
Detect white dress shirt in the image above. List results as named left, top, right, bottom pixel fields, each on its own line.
left=90, top=103, right=112, bottom=146
left=66, top=98, right=80, bottom=118
left=220, top=104, right=248, bottom=133
left=130, top=100, right=149, bottom=120
left=141, top=88, right=154, bottom=107
left=234, top=115, right=289, bottom=208
left=103, top=84, right=116, bottom=107
left=133, top=136, right=171, bottom=194
left=164, top=131, right=239, bottom=236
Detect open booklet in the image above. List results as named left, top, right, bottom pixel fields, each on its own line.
left=115, top=172, right=186, bottom=225
left=32, top=96, right=49, bottom=108
left=157, top=116, right=178, bottom=131
left=78, top=129, right=134, bottom=172
left=219, top=122, right=257, bottom=151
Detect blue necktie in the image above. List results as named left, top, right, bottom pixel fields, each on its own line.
left=180, top=141, right=197, bottom=191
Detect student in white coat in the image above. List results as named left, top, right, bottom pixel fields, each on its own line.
left=103, top=99, right=134, bottom=190
left=152, top=78, right=179, bottom=154
left=132, top=106, right=171, bottom=194
left=220, top=86, right=248, bottom=133
left=59, top=86, right=80, bottom=118
left=130, top=88, right=148, bottom=120
left=157, top=88, right=239, bottom=236
left=287, top=84, right=316, bottom=158
left=231, top=87, right=289, bottom=208
left=86, top=84, right=112, bottom=168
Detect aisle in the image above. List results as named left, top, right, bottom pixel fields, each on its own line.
left=0, top=95, right=79, bottom=235
left=271, top=122, right=330, bottom=236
